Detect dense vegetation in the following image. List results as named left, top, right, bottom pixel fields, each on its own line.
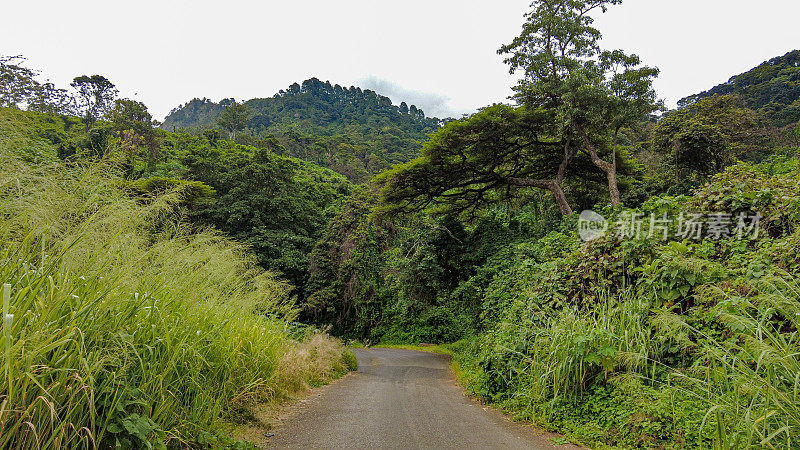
left=0, top=93, right=356, bottom=448
left=3, top=0, right=800, bottom=447
left=162, top=78, right=442, bottom=182
left=0, top=80, right=354, bottom=300
left=302, top=1, right=800, bottom=448
left=680, top=50, right=800, bottom=127
left=169, top=133, right=352, bottom=299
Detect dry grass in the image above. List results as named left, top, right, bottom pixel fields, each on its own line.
left=228, top=335, right=357, bottom=447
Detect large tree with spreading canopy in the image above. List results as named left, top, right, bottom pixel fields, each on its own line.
left=379, top=0, right=660, bottom=217
left=377, top=104, right=593, bottom=216
left=499, top=0, right=661, bottom=205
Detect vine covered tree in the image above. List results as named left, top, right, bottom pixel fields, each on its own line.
left=652, top=95, right=757, bottom=177
left=108, top=98, right=161, bottom=173
left=499, top=0, right=662, bottom=205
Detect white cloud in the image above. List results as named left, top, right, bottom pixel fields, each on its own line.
left=355, top=76, right=467, bottom=119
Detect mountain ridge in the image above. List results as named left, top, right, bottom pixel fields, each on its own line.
left=161, top=77, right=442, bottom=182
left=679, top=49, right=800, bottom=126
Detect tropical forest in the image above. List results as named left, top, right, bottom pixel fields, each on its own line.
left=1, top=0, right=800, bottom=448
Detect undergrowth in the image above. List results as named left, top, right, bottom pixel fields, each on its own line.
left=0, top=111, right=354, bottom=449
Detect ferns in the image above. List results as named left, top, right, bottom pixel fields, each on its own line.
left=668, top=276, right=800, bottom=448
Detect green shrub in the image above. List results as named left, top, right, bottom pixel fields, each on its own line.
left=341, top=349, right=359, bottom=372
left=653, top=275, right=800, bottom=448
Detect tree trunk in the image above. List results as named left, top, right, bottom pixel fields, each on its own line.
left=507, top=177, right=573, bottom=216
left=505, top=138, right=577, bottom=216
left=575, top=124, right=621, bottom=206
left=605, top=167, right=620, bottom=206
left=550, top=182, right=574, bottom=215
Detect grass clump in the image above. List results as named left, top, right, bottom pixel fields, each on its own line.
left=0, top=117, right=354, bottom=449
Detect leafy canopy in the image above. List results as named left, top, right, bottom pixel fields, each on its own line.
left=215, top=101, right=251, bottom=139
left=377, top=104, right=602, bottom=217
left=500, top=0, right=661, bottom=205
left=652, top=95, right=758, bottom=176
left=378, top=0, right=658, bottom=217
left=0, top=55, right=72, bottom=114
left=71, top=74, right=118, bottom=130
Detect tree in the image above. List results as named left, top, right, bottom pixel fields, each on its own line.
left=305, top=186, right=382, bottom=330
left=71, top=75, right=118, bottom=131
left=0, top=55, right=40, bottom=108
left=216, top=101, right=251, bottom=140
left=377, top=104, right=597, bottom=217
left=181, top=143, right=351, bottom=298
left=0, top=55, right=72, bottom=114
left=107, top=99, right=160, bottom=174
left=28, top=82, right=73, bottom=115
left=499, top=0, right=661, bottom=206
left=652, top=95, right=757, bottom=176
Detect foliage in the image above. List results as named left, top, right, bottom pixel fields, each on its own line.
left=71, top=74, right=118, bottom=131
left=445, top=161, right=800, bottom=448
left=180, top=140, right=352, bottom=298
left=108, top=98, right=161, bottom=173
left=305, top=186, right=386, bottom=332
left=216, top=101, right=252, bottom=140
left=376, top=104, right=607, bottom=217
left=0, top=121, right=354, bottom=449
left=680, top=50, right=800, bottom=127
left=6, top=37, right=800, bottom=449
left=500, top=0, right=662, bottom=205
left=652, top=277, right=800, bottom=448
left=0, top=55, right=72, bottom=114
left=652, top=95, right=759, bottom=177
left=162, top=78, right=441, bottom=182
left=3, top=100, right=353, bottom=306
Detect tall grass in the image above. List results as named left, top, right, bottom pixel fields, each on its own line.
left=655, top=276, right=800, bottom=449
left=484, top=289, right=657, bottom=407
left=476, top=278, right=800, bottom=448
left=0, top=110, right=352, bottom=448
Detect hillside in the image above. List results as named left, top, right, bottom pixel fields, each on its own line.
left=679, top=49, right=800, bottom=126
left=0, top=106, right=357, bottom=448
left=4, top=1, right=800, bottom=448
left=162, top=78, right=442, bottom=181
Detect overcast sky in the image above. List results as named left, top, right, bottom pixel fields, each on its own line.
left=2, top=1, right=799, bottom=120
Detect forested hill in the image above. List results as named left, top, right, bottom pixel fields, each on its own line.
left=162, top=78, right=442, bottom=181
left=679, top=49, right=800, bottom=126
